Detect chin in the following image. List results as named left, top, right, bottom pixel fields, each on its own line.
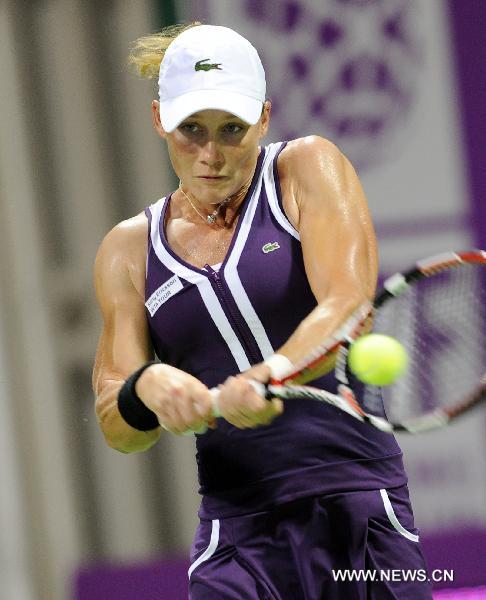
left=197, top=181, right=232, bottom=200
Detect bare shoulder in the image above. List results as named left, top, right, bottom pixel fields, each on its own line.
left=99, top=212, right=148, bottom=252
left=277, top=136, right=348, bottom=229
left=94, top=212, right=148, bottom=301
left=278, top=135, right=346, bottom=184
left=281, top=135, right=339, bottom=157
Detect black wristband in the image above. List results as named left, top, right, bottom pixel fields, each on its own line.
left=117, top=361, right=160, bottom=431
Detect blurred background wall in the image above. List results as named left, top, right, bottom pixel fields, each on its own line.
left=0, top=1, right=485, bottom=599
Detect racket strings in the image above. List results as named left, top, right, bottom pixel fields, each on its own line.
left=365, top=264, right=486, bottom=422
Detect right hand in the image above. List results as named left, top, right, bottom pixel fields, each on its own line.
left=135, top=364, right=215, bottom=435
left=214, top=362, right=284, bottom=429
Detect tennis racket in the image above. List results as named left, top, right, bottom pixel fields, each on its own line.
left=204, top=249, right=486, bottom=435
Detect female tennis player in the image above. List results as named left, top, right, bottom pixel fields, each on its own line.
left=93, top=23, right=432, bottom=599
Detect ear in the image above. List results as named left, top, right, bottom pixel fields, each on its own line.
left=151, top=100, right=167, bottom=139
left=259, top=100, right=271, bottom=138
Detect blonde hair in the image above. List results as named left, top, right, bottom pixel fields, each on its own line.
left=128, top=22, right=202, bottom=79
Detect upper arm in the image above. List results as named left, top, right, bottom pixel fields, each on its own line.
left=281, top=136, right=378, bottom=305
left=92, top=216, right=152, bottom=402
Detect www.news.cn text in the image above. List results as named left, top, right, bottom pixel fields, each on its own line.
left=332, top=569, right=454, bottom=583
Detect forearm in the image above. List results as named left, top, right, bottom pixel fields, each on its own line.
left=95, top=379, right=161, bottom=453
left=276, top=292, right=367, bottom=383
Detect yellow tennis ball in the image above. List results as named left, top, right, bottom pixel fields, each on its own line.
left=348, top=334, right=408, bottom=386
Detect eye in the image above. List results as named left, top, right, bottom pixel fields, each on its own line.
left=178, top=122, right=202, bottom=134
left=222, top=123, right=246, bottom=135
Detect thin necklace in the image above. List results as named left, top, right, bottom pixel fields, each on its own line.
left=178, top=183, right=229, bottom=227
left=178, top=180, right=252, bottom=228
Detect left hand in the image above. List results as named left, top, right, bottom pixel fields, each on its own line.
left=215, top=363, right=284, bottom=429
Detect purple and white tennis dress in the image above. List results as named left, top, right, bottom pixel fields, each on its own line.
left=144, top=142, right=432, bottom=599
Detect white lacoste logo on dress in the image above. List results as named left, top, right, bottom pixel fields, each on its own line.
left=262, top=242, right=280, bottom=254
left=145, top=275, right=183, bottom=317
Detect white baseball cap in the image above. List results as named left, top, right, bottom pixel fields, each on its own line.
left=158, top=25, right=266, bottom=132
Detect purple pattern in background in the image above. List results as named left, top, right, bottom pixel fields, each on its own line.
left=447, top=1, right=486, bottom=250
left=241, top=0, right=422, bottom=169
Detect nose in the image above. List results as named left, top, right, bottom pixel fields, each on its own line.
left=200, top=140, right=224, bottom=170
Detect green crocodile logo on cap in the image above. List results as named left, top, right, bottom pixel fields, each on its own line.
left=195, top=58, right=222, bottom=72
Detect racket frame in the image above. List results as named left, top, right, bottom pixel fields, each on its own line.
left=265, top=249, right=486, bottom=434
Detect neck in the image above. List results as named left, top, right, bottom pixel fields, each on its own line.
left=179, top=177, right=253, bottom=228
left=224, top=179, right=252, bottom=209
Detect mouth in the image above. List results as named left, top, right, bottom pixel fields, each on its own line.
left=198, top=175, right=227, bottom=180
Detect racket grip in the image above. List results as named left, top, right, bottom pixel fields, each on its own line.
left=210, top=380, right=267, bottom=416
left=209, top=387, right=221, bottom=417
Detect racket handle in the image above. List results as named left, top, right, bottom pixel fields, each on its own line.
left=209, top=380, right=267, bottom=417
left=209, top=386, right=221, bottom=417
